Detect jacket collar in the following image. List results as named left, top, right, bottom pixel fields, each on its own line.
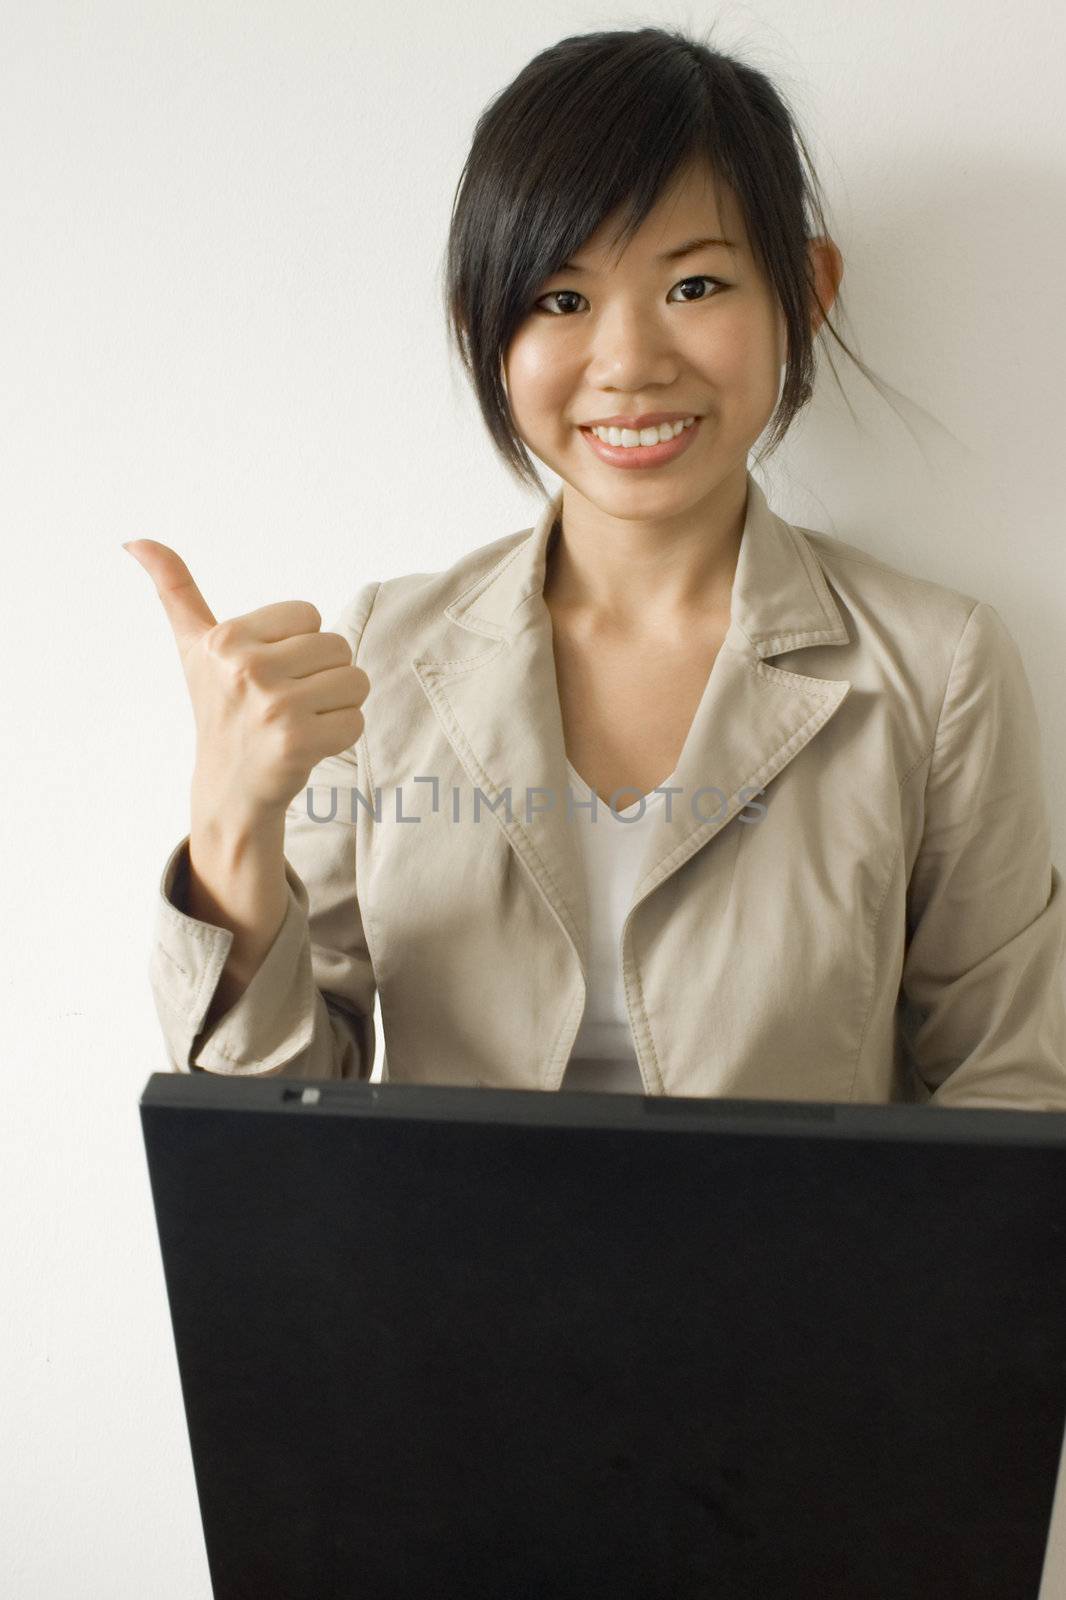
left=412, top=471, right=852, bottom=975
left=450, top=470, right=849, bottom=658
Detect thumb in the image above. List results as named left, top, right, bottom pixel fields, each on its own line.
left=123, top=539, right=217, bottom=655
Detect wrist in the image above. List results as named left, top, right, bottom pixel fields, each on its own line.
left=189, top=773, right=287, bottom=848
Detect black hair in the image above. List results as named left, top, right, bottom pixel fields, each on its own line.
left=442, top=24, right=908, bottom=497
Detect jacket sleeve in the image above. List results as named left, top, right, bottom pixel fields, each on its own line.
left=146, top=580, right=382, bottom=1080
left=899, top=599, right=1066, bottom=1110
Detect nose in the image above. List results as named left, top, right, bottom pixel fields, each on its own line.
left=582, top=301, right=686, bottom=391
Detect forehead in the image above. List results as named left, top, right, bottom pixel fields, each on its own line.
left=580, top=160, right=747, bottom=265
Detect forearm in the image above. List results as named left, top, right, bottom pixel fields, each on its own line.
left=184, top=780, right=290, bottom=1031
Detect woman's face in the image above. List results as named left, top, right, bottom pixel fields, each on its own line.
left=502, top=160, right=790, bottom=518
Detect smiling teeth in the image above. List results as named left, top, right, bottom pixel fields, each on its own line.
left=590, top=417, right=696, bottom=447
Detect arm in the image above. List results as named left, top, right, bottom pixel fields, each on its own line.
left=899, top=600, right=1066, bottom=1109
left=182, top=800, right=289, bottom=1038
left=147, top=581, right=382, bottom=1080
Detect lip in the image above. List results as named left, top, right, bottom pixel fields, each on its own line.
left=578, top=416, right=702, bottom=470
left=582, top=411, right=699, bottom=429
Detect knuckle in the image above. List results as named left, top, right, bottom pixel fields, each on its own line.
left=228, top=653, right=263, bottom=694
left=273, top=721, right=308, bottom=766
left=259, top=689, right=293, bottom=727
left=322, top=630, right=353, bottom=665
left=205, top=619, right=237, bottom=657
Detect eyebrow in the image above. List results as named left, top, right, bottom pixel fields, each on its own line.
left=557, top=235, right=739, bottom=272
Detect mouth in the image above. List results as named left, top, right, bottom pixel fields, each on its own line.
left=578, top=416, right=703, bottom=470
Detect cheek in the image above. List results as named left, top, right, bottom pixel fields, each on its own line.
left=696, top=310, right=774, bottom=383
left=504, top=331, right=574, bottom=418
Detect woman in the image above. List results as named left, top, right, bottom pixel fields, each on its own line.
left=130, top=27, right=1066, bottom=1107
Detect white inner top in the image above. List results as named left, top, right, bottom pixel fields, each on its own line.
left=559, top=757, right=675, bottom=1095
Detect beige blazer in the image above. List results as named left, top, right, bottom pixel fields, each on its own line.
left=148, top=472, right=1066, bottom=1108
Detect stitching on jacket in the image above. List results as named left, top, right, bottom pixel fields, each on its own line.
left=750, top=628, right=843, bottom=651
left=196, top=884, right=307, bottom=1066
left=749, top=656, right=842, bottom=696
left=918, top=599, right=980, bottom=817
left=416, top=644, right=504, bottom=672
left=550, top=982, right=586, bottom=1091
left=787, top=523, right=837, bottom=612
left=347, top=576, right=384, bottom=1075
left=414, top=650, right=593, bottom=1082
left=357, top=700, right=386, bottom=1082
left=153, top=940, right=191, bottom=984
left=347, top=580, right=384, bottom=1081
left=637, top=694, right=834, bottom=893
left=846, top=613, right=972, bottom=1104
left=154, top=936, right=231, bottom=1045
left=623, top=675, right=844, bottom=1092
left=898, top=736, right=937, bottom=793
left=161, top=906, right=217, bottom=945
left=448, top=536, right=530, bottom=619
left=425, top=684, right=582, bottom=949
left=156, top=896, right=235, bottom=1036
left=620, top=919, right=662, bottom=1095
left=847, top=836, right=905, bottom=1104
left=421, top=653, right=587, bottom=1088
left=206, top=897, right=317, bottom=1067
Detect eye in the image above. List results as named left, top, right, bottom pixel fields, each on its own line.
left=532, top=275, right=729, bottom=315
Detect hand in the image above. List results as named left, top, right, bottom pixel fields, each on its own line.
left=124, top=540, right=370, bottom=817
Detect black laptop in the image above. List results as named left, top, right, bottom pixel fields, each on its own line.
left=139, top=1074, right=1066, bottom=1599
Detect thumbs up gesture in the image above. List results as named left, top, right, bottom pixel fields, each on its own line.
left=124, top=541, right=371, bottom=817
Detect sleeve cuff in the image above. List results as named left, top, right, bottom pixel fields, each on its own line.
left=149, top=833, right=319, bottom=1074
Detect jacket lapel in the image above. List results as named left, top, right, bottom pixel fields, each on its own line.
left=411, top=472, right=853, bottom=977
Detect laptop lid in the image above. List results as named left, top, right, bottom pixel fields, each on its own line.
left=139, top=1075, right=1066, bottom=1599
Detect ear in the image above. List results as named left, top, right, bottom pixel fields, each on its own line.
left=807, top=236, right=844, bottom=333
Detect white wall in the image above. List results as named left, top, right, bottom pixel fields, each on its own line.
left=3, top=1, right=1065, bottom=1593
